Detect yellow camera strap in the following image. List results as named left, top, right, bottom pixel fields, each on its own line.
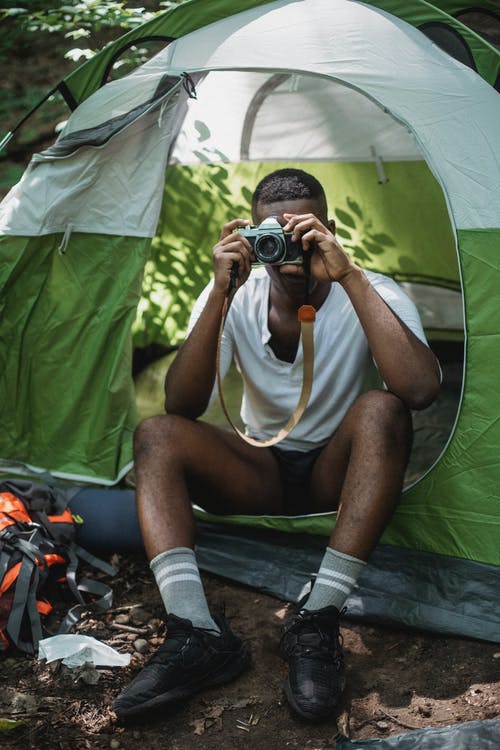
left=216, top=300, right=316, bottom=447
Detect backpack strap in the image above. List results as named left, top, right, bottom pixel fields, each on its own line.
left=6, top=533, right=44, bottom=654
left=58, top=578, right=115, bottom=634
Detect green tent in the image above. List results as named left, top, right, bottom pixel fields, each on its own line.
left=1, top=0, right=499, bottom=644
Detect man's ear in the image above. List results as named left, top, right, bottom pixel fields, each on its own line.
left=328, top=218, right=336, bottom=235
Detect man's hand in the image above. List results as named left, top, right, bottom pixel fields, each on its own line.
left=212, top=219, right=253, bottom=295
left=283, top=212, right=357, bottom=283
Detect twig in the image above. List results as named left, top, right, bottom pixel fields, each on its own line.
left=385, top=641, right=402, bottom=652
left=378, top=708, right=421, bottom=730
left=109, top=622, right=149, bottom=635
left=106, top=605, right=137, bottom=614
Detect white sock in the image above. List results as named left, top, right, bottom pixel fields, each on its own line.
left=150, top=547, right=220, bottom=633
left=303, top=547, right=366, bottom=612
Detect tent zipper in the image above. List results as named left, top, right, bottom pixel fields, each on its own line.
left=58, top=224, right=73, bottom=255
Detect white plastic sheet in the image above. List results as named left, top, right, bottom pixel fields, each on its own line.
left=38, top=634, right=130, bottom=668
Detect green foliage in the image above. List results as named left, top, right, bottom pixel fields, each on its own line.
left=0, top=1, right=181, bottom=62
left=133, top=164, right=252, bottom=348
left=0, top=717, right=25, bottom=732
left=331, top=196, right=398, bottom=270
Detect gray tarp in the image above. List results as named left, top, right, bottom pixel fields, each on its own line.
left=336, top=718, right=500, bottom=749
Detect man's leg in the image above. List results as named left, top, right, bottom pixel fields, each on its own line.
left=114, top=413, right=284, bottom=719
left=135, top=412, right=285, bottom=628
left=281, top=390, right=412, bottom=720
left=304, top=388, right=412, bottom=610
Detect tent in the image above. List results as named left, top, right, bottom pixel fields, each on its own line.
left=1, top=0, right=499, bottom=655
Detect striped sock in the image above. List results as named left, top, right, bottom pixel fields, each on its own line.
left=150, top=547, right=220, bottom=633
left=303, top=547, right=366, bottom=612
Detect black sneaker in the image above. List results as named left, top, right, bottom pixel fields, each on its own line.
left=113, top=612, right=250, bottom=720
left=280, top=605, right=345, bottom=721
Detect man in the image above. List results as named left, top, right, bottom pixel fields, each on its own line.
left=114, top=169, right=440, bottom=722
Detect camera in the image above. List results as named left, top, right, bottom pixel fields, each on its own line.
left=239, top=217, right=303, bottom=266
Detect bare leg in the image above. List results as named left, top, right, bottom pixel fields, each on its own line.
left=310, top=390, right=413, bottom=560
left=133, top=414, right=284, bottom=560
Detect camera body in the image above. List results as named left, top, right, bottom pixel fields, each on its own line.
left=239, top=217, right=303, bottom=266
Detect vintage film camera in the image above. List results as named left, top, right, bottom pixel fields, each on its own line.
left=239, top=217, right=303, bottom=266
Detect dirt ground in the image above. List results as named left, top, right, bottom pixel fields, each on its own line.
left=1, top=552, right=499, bottom=750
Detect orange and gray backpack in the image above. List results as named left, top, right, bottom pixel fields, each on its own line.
left=0, top=479, right=116, bottom=654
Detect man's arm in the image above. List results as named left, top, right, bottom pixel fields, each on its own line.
left=283, top=212, right=441, bottom=411
left=165, top=219, right=253, bottom=419
left=337, top=268, right=440, bottom=410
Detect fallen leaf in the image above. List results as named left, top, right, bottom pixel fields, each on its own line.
left=0, top=718, right=25, bottom=732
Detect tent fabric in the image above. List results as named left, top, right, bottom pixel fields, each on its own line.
left=0, top=79, right=183, bottom=238
left=368, top=1, right=500, bottom=86
left=2, top=0, right=500, bottom=237
left=56, top=1, right=500, bottom=105
left=158, top=0, right=500, bottom=230
left=0, top=233, right=147, bottom=483
left=171, top=72, right=424, bottom=164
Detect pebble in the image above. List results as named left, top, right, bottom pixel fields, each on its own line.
left=114, top=614, right=130, bottom=625
left=376, top=721, right=389, bottom=730
left=134, top=638, right=150, bottom=654
left=110, top=739, right=120, bottom=750
left=10, top=691, right=38, bottom=715
left=130, top=607, right=152, bottom=626
left=493, top=652, right=500, bottom=659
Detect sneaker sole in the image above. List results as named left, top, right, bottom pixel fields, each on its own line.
left=283, top=674, right=346, bottom=722
left=114, top=643, right=250, bottom=719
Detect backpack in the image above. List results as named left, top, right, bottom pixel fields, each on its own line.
left=0, top=479, right=116, bottom=654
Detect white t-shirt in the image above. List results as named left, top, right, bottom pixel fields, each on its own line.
left=187, top=267, right=429, bottom=451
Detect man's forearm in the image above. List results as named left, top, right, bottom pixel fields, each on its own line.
left=339, top=267, right=441, bottom=409
left=165, top=288, right=228, bottom=418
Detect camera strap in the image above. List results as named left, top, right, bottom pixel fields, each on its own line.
left=216, top=298, right=316, bottom=447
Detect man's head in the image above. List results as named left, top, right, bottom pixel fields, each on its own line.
left=252, top=168, right=328, bottom=226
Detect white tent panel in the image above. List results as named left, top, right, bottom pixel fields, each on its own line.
left=1, top=0, right=499, bottom=237
left=0, top=89, right=181, bottom=237
left=172, top=71, right=423, bottom=164
left=164, top=0, right=500, bottom=230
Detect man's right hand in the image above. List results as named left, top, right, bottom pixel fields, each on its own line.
left=212, top=219, right=253, bottom=295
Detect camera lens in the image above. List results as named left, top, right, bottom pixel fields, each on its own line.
left=255, top=234, right=284, bottom=264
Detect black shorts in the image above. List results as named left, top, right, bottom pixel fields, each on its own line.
left=270, top=445, right=324, bottom=515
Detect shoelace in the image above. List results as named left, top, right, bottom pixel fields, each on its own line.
left=282, top=611, right=344, bottom=665
left=150, top=617, right=227, bottom=664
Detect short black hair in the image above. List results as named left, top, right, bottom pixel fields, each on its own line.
left=252, top=168, right=327, bottom=211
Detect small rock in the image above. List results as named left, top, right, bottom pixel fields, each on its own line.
left=133, top=638, right=150, bottom=654
left=114, top=614, right=130, bottom=625
left=66, top=662, right=101, bottom=686
left=130, top=607, right=152, bottom=626
left=417, top=706, right=432, bottom=717
left=110, top=739, right=120, bottom=749
left=493, top=652, right=500, bottom=659
left=376, top=721, right=389, bottom=730
left=10, top=691, right=39, bottom=716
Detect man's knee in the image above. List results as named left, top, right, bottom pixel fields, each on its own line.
left=133, top=413, right=190, bottom=459
left=349, top=390, right=412, bottom=449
